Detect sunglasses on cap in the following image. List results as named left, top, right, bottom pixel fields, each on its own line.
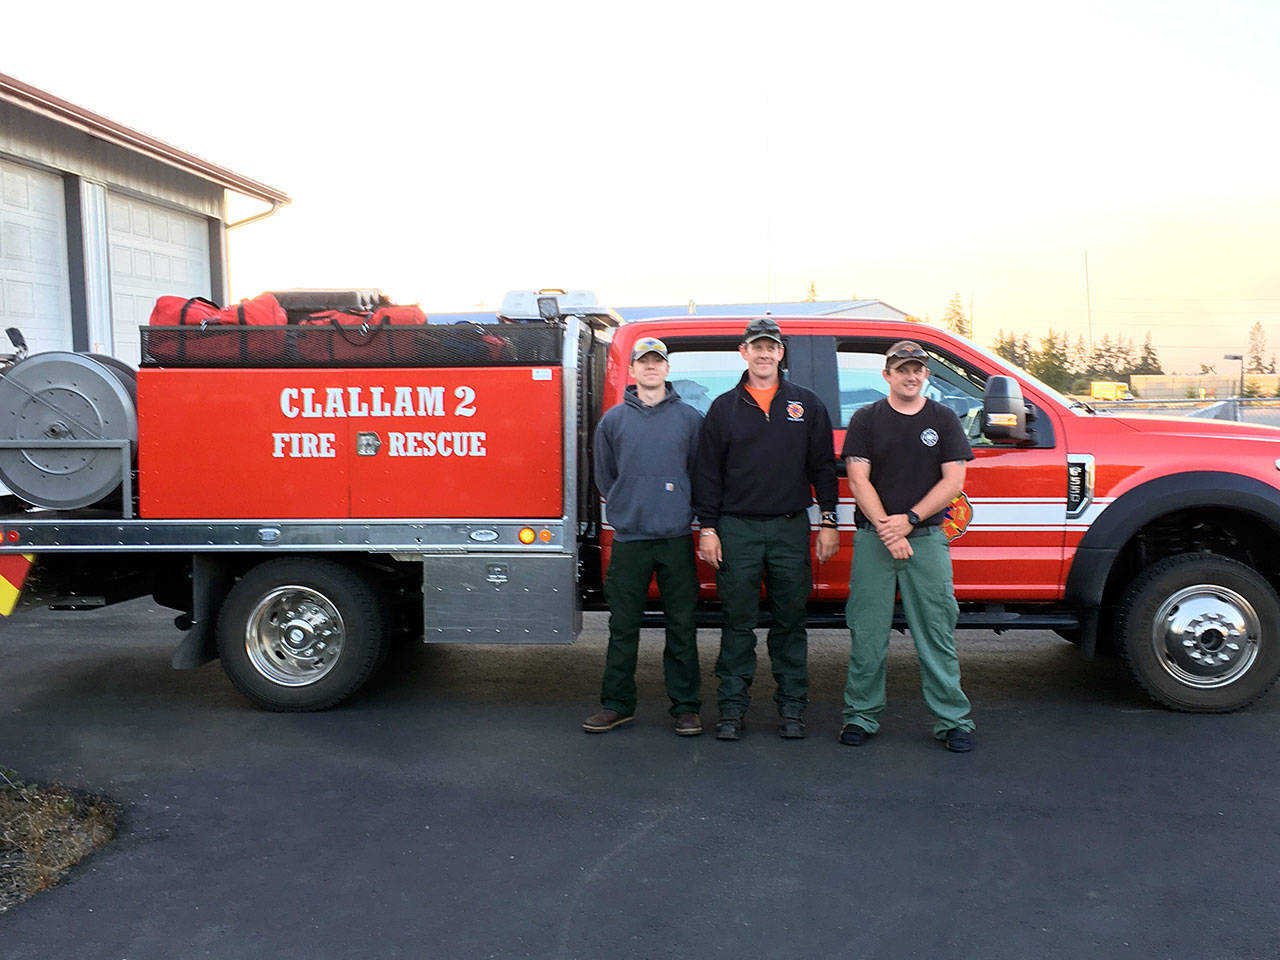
left=887, top=344, right=927, bottom=360
left=885, top=342, right=929, bottom=368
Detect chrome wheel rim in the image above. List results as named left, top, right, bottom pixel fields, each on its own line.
left=1152, top=583, right=1260, bottom=689
left=244, top=585, right=345, bottom=686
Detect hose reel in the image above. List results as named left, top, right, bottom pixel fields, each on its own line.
left=0, top=351, right=138, bottom=510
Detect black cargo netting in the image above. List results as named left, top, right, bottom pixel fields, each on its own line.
left=140, top=324, right=564, bottom=367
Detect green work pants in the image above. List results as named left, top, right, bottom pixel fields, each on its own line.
left=601, top=536, right=701, bottom=717
left=715, top=513, right=812, bottom=719
left=843, top=527, right=974, bottom=737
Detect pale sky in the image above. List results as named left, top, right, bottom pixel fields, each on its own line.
left=6, top=0, right=1280, bottom=373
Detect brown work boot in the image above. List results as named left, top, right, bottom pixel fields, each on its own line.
left=673, top=713, right=703, bottom=737
left=582, top=708, right=634, bottom=733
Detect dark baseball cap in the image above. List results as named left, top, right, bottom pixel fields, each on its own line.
left=743, top=317, right=783, bottom=344
left=885, top=340, right=929, bottom=370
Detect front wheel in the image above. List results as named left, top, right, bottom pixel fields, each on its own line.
left=216, top=558, right=390, bottom=711
left=1115, top=553, right=1280, bottom=712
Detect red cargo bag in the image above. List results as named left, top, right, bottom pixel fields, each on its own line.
left=294, top=305, right=432, bottom=363
left=446, top=323, right=517, bottom=362
left=147, top=293, right=288, bottom=364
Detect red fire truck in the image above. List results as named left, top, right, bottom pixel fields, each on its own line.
left=1, top=293, right=1279, bottom=713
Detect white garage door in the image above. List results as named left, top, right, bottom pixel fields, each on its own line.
left=108, top=194, right=210, bottom=364
left=0, top=157, right=73, bottom=354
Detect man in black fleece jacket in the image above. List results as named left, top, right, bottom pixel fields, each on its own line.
left=693, top=318, right=839, bottom=740
left=583, top=337, right=705, bottom=736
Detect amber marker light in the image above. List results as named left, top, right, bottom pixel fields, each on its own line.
left=518, top=527, right=537, bottom=544
left=539, top=529, right=553, bottom=542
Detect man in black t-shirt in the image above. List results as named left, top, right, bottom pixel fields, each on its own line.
left=838, top=341, right=977, bottom=753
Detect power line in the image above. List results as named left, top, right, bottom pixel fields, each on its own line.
left=1109, top=297, right=1280, bottom=303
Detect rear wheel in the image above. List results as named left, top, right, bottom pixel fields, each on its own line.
left=1116, top=553, right=1280, bottom=712
left=216, top=558, right=389, bottom=711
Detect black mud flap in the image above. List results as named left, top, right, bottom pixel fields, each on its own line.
left=171, top=555, right=234, bottom=669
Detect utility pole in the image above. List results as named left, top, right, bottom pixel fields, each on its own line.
left=1083, top=250, right=1093, bottom=351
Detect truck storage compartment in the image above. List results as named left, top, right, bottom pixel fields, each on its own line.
left=139, top=322, right=561, bottom=368
left=422, top=553, right=577, bottom=643
left=136, top=365, right=564, bottom=519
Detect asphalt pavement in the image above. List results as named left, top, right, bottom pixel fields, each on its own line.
left=2, top=600, right=1278, bottom=960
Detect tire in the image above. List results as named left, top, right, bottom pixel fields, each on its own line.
left=216, top=558, right=390, bottom=711
left=1115, top=553, right=1280, bottom=712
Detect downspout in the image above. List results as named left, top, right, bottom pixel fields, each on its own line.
left=226, top=199, right=283, bottom=230
left=221, top=197, right=286, bottom=302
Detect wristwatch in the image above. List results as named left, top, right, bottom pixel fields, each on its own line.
left=820, top=511, right=838, bottom=530
left=906, top=509, right=921, bottom=527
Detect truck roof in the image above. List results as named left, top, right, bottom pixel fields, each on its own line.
left=612, top=314, right=934, bottom=345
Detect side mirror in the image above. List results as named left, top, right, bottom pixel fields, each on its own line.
left=981, top=375, right=1028, bottom=443
left=6, top=327, right=27, bottom=352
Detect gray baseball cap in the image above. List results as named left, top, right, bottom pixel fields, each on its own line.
left=630, top=336, right=669, bottom=361
left=743, top=317, right=783, bottom=344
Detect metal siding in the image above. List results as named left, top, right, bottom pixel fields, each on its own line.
left=0, top=100, right=223, bottom=219
left=62, top=176, right=88, bottom=351
left=0, top=155, right=72, bottom=353
left=207, top=218, right=228, bottom=305
left=80, top=180, right=113, bottom=354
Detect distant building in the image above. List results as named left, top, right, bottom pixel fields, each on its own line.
left=429, top=298, right=912, bottom=325
left=1132, top=374, right=1279, bottom=399
left=0, top=72, right=287, bottom=362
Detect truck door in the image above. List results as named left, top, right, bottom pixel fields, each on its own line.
left=814, top=335, right=1068, bottom=602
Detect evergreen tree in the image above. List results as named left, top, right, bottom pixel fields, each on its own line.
left=1028, top=329, right=1073, bottom=391
left=1087, top=335, right=1121, bottom=379
left=943, top=292, right=971, bottom=339
left=992, top=330, right=1017, bottom=364
left=1070, top=335, right=1090, bottom=379
left=1132, top=332, right=1164, bottom=375
left=1016, top=333, right=1033, bottom=369
left=1116, top=336, right=1139, bottom=376
left=1247, top=321, right=1270, bottom=373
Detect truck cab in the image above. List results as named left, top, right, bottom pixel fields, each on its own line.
left=603, top=317, right=1280, bottom=713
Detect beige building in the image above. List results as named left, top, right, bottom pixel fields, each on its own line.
left=1130, top=374, right=1279, bottom=399
left=0, top=72, right=287, bottom=363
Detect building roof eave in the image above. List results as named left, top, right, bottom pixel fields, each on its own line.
left=0, top=71, right=290, bottom=206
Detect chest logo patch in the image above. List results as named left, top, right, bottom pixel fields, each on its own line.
left=920, top=427, right=939, bottom=447
left=786, top=402, right=804, bottom=421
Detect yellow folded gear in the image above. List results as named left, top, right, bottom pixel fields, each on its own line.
left=0, top=554, right=35, bottom=616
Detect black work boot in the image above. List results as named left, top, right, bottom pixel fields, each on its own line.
left=715, top=716, right=744, bottom=741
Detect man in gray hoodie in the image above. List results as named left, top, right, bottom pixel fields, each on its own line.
left=583, top=337, right=705, bottom=736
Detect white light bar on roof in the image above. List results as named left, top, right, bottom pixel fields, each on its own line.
left=499, top=289, right=599, bottom=320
